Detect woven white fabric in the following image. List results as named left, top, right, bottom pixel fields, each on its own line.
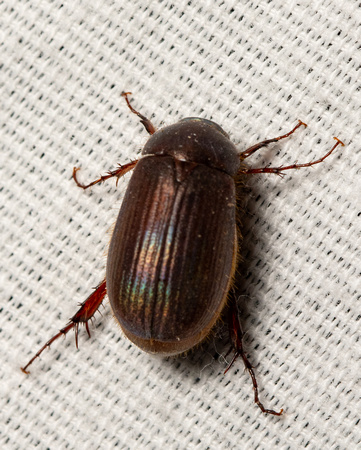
left=1, top=1, right=360, bottom=449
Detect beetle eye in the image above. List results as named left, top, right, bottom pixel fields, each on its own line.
left=180, top=117, right=229, bottom=139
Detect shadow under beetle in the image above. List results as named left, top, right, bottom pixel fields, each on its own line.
left=22, top=92, right=344, bottom=416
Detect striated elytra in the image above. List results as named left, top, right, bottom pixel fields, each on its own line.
left=107, top=117, right=240, bottom=355
left=22, top=92, right=344, bottom=416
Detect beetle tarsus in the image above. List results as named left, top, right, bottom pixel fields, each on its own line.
left=239, top=120, right=307, bottom=161
left=21, top=280, right=106, bottom=373
left=227, top=297, right=283, bottom=416
left=121, top=91, right=157, bottom=135
left=239, top=122, right=344, bottom=176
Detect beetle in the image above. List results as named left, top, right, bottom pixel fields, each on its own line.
left=21, top=92, right=344, bottom=416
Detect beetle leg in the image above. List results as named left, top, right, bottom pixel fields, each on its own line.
left=73, top=160, right=138, bottom=190
left=225, top=297, right=283, bottom=416
left=241, top=137, right=344, bottom=177
left=21, top=280, right=106, bottom=374
left=121, top=91, right=157, bottom=135
left=73, top=90, right=156, bottom=190
left=239, top=120, right=307, bottom=161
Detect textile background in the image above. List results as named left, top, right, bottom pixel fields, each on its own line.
left=1, top=1, right=360, bottom=449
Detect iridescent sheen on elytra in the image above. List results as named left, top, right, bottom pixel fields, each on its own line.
left=106, top=119, right=241, bottom=355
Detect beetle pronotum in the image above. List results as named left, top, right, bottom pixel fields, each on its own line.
left=22, top=92, right=344, bottom=416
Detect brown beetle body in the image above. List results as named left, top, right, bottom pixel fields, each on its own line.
left=22, top=92, right=344, bottom=416
left=107, top=119, right=241, bottom=355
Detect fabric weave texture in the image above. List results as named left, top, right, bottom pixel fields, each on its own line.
left=1, top=1, right=360, bottom=449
